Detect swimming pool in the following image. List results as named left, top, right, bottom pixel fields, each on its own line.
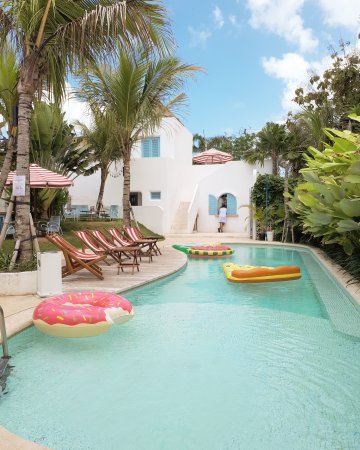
left=1, top=245, right=360, bottom=449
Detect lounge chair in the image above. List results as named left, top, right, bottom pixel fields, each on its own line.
left=124, top=226, right=160, bottom=255
left=107, top=227, right=153, bottom=263
left=88, top=230, right=140, bottom=274
left=46, top=234, right=106, bottom=280
left=72, top=230, right=111, bottom=266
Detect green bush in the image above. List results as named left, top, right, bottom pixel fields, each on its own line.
left=251, top=174, right=297, bottom=233
left=290, top=115, right=360, bottom=255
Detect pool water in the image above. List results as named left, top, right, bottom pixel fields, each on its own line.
left=1, top=245, right=360, bottom=449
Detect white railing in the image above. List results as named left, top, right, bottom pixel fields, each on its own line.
left=187, top=184, right=199, bottom=233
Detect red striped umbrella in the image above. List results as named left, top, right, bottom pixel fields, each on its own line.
left=6, top=164, right=73, bottom=188
left=192, top=148, right=233, bottom=165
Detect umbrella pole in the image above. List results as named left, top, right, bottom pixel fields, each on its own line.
left=0, top=195, right=14, bottom=250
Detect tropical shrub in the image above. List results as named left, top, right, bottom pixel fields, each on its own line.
left=251, top=174, right=297, bottom=233
left=289, top=115, right=360, bottom=255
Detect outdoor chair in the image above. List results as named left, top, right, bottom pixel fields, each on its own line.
left=46, top=234, right=106, bottom=280
left=123, top=226, right=160, bottom=256
left=6, top=222, right=15, bottom=238
left=39, top=216, right=62, bottom=235
left=109, top=205, right=119, bottom=220
left=72, top=230, right=111, bottom=266
left=107, top=227, right=153, bottom=263
left=89, top=230, right=140, bottom=274
left=124, top=226, right=162, bottom=255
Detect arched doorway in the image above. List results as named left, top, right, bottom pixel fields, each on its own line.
left=208, top=193, right=237, bottom=215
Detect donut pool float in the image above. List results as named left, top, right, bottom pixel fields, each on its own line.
left=188, top=245, right=234, bottom=258
left=223, top=264, right=301, bottom=283
left=33, top=292, right=134, bottom=338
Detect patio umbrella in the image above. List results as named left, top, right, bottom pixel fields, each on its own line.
left=5, top=164, right=73, bottom=188
left=192, top=148, right=233, bottom=165
left=0, top=164, right=73, bottom=254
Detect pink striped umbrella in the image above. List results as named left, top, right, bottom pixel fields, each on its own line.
left=5, top=164, right=73, bottom=188
left=192, top=148, right=233, bottom=165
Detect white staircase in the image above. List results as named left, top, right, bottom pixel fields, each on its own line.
left=170, top=202, right=190, bottom=233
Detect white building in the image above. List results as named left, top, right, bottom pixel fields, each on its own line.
left=69, top=117, right=271, bottom=235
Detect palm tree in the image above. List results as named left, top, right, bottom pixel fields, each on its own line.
left=78, top=47, right=201, bottom=226
left=0, top=44, right=18, bottom=199
left=0, top=0, right=172, bottom=261
left=76, top=111, right=120, bottom=214
left=256, top=122, right=288, bottom=175
left=30, top=101, right=95, bottom=218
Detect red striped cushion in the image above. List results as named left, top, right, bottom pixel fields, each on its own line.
left=53, top=235, right=100, bottom=260
left=90, top=230, right=117, bottom=250
left=75, top=231, right=102, bottom=252
left=108, top=228, right=131, bottom=246
left=125, top=227, right=139, bottom=242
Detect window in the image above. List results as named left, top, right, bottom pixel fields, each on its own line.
left=208, top=195, right=217, bottom=215
left=208, top=193, right=237, bottom=215
left=141, top=137, right=160, bottom=158
left=150, top=191, right=161, bottom=200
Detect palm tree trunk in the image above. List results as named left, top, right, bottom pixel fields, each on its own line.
left=0, top=134, right=16, bottom=199
left=281, top=162, right=290, bottom=242
left=96, top=165, right=108, bottom=214
left=122, top=150, right=131, bottom=227
left=15, top=57, right=38, bottom=262
left=271, top=150, right=278, bottom=175
left=284, top=162, right=289, bottom=210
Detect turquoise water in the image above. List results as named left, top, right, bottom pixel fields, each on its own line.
left=1, top=245, right=360, bottom=449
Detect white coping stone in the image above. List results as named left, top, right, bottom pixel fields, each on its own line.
left=0, top=271, right=37, bottom=295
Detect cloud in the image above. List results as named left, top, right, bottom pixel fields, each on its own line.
left=246, top=0, right=318, bottom=53
left=62, top=83, right=92, bottom=132
left=317, top=0, right=360, bottom=29
left=188, top=26, right=212, bottom=48
left=229, top=15, right=242, bottom=29
left=212, top=6, right=224, bottom=29
left=261, top=52, right=331, bottom=111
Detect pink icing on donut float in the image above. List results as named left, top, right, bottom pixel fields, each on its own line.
left=33, top=292, right=134, bottom=338
left=190, top=245, right=232, bottom=251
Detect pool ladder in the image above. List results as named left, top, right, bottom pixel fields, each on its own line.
left=0, top=305, right=10, bottom=378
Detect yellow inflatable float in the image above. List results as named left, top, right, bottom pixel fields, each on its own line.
left=223, top=263, right=301, bottom=283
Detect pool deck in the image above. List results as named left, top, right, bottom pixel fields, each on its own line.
left=1, top=233, right=360, bottom=449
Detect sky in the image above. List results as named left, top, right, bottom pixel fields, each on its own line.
left=64, top=0, right=360, bottom=138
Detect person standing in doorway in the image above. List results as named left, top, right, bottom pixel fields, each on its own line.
left=218, top=203, right=227, bottom=232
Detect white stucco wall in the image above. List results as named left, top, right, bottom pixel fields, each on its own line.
left=69, top=117, right=273, bottom=235
left=193, top=161, right=271, bottom=233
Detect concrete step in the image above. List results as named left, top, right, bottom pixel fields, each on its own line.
left=170, top=201, right=191, bottom=233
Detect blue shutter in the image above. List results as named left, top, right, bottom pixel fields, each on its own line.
left=208, top=195, right=217, bottom=215
left=151, top=137, right=160, bottom=157
left=227, top=194, right=237, bottom=214
left=141, top=139, right=151, bottom=157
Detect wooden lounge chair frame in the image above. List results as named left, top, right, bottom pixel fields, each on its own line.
left=73, top=230, right=114, bottom=265
left=107, top=227, right=153, bottom=263
left=124, top=226, right=162, bottom=255
left=123, top=227, right=157, bottom=258
left=89, top=229, right=140, bottom=274
left=46, top=234, right=106, bottom=280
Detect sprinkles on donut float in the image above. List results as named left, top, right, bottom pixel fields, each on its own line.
left=33, top=291, right=134, bottom=338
